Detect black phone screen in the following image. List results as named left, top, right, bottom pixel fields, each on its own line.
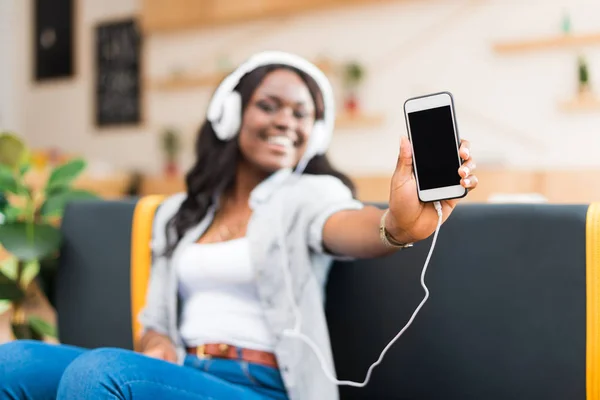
left=407, top=105, right=461, bottom=190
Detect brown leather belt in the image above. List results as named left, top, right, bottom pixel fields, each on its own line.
left=186, top=343, right=278, bottom=369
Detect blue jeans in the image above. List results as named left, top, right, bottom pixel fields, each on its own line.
left=0, top=340, right=288, bottom=400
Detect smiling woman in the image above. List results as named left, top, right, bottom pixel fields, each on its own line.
left=240, top=69, right=316, bottom=172
left=167, top=62, right=356, bottom=251
left=0, top=51, right=478, bottom=400
left=232, top=68, right=321, bottom=183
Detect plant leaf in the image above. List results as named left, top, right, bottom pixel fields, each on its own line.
left=0, top=269, right=24, bottom=300
left=20, top=259, right=40, bottom=289
left=0, top=132, right=28, bottom=169
left=19, top=163, right=30, bottom=176
left=28, top=315, right=57, bottom=339
left=3, top=205, right=26, bottom=223
left=0, top=222, right=62, bottom=261
left=0, top=300, right=11, bottom=315
left=0, top=165, right=18, bottom=194
left=40, top=189, right=99, bottom=217
left=0, top=192, right=8, bottom=210
left=11, top=322, right=42, bottom=340
left=46, top=158, right=86, bottom=190
left=0, top=164, right=28, bottom=196
left=0, top=255, right=18, bottom=280
left=45, top=184, right=69, bottom=197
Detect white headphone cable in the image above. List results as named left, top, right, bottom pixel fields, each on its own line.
left=278, top=198, right=443, bottom=387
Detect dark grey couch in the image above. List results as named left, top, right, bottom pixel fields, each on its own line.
left=53, top=198, right=599, bottom=400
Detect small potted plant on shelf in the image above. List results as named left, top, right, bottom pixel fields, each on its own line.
left=160, top=127, right=181, bottom=177
left=578, top=55, right=591, bottom=97
left=342, top=61, right=365, bottom=116
left=561, top=10, right=571, bottom=35
left=0, top=132, right=99, bottom=341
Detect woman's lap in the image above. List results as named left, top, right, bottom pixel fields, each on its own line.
left=0, top=340, right=287, bottom=400
left=0, top=340, right=86, bottom=400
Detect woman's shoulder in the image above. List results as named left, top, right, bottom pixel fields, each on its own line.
left=153, top=192, right=187, bottom=229
left=147, top=192, right=187, bottom=250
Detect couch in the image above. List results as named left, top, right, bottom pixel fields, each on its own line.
left=52, top=196, right=600, bottom=400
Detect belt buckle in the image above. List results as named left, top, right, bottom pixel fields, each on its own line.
left=196, top=345, right=211, bottom=359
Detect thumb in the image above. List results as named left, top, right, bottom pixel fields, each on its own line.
left=395, top=136, right=414, bottom=180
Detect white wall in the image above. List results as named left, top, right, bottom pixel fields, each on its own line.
left=7, top=0, right=600, bottom=175
left=0, top=0, right=20, bottom=132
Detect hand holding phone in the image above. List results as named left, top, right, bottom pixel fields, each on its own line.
left=403, top=92, right=467, bottom=203
left=383, top=92, right=476, bottom=244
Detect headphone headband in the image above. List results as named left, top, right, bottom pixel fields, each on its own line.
left=206, top=51, right=335, bottom=161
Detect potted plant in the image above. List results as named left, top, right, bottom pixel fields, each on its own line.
left=561, top=10, right=571, bottom=35
left=0, top=132, right=99, bottom=340
left=160, top=127, right=181, bottom=177
left=578, top=55, right=591, bottom=97
left=342, top=61, right=365, bottom=115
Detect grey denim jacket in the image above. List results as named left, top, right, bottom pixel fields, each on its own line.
left=138, top=168, right=364, bottom=400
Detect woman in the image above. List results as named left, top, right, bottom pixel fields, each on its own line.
left=0, top=51, right=478, bottom=400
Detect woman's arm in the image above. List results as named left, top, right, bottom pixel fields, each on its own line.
left=136, top=194, right=186, bottom=360
left=322, top=205, right=411, bottom=259
left=323, top=137, right=478, bottom=259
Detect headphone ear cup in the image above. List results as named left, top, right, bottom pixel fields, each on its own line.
left=312, top=121, right=330, bottom=155
left=303, top=120, right=329, bottom=161
left=212, top=91, right=242, bottom=141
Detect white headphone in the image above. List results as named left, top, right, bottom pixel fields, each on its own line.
left=206, top=51, right=335, bottom=165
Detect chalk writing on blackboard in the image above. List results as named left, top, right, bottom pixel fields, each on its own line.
left=95, top=19, right=141, bottom=127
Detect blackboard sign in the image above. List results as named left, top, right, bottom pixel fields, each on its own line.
left=95, top=19, right=141, bottom=127
left=34, top=0, right=74, bottom=81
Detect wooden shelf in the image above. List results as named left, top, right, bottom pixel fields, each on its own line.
left=335, top=112, right=385, bottom=129
left=148, top=72, right=229, bottom=91
left=147, top=60, right=336, bottom=92
left=558, top=95, right=600, bottom=112
left=141, top=0, right=400, bottom=34
left=493, top=32, right=600, bottom=54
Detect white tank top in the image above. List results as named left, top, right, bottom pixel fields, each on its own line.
left=176, top=237, right=276, bottom=351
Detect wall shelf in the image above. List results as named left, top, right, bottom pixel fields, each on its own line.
left=141, top=0, right=401, bottom=34
left=148, top=72, right=228, bottom=91
left=147, top=60, right=336, bottom=92
left=335, top=112, right=385, bottom=129
left=493, top=32, right=600, bottom=54
left=558, top=95, right=600, bottom=112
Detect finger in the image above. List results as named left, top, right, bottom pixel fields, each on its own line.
left=462, top=174, right=478, bottom=189
left=459, top=160, right=476, bottom=178
left=459, top=139, right=470, bottom=161
left=436, top=198, right=458, bottom=216
left=395, top=136, right=414, bottom=180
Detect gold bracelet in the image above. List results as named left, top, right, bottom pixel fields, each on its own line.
left=379, top=209, right=414, bottom=249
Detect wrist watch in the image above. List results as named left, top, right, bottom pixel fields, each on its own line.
left=379, top=209, right=414, bottom=249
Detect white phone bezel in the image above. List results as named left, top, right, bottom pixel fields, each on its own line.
left=403, top=92, right=466, bottom=203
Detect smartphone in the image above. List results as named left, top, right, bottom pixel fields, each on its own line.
left=403, top=91, right=466, bottom=203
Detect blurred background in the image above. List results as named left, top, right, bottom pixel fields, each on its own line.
left=1, top=0, right=600, bottom=349
left=1, top=0, right=600, bottom=204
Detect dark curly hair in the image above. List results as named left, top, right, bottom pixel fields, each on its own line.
left=164, top=64, right=355, bottom=257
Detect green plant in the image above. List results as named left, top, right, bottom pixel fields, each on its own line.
left=561, top=10, right=571, bottom=35
left=160, top=128, right=182, bottom=176
left=160, top=128, right=181, bottom=162
left=0, top=132, right=99, bottom=340
left=579, top=55, right=590, bottom=90
left=342, top=61, right=365, bottom=89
